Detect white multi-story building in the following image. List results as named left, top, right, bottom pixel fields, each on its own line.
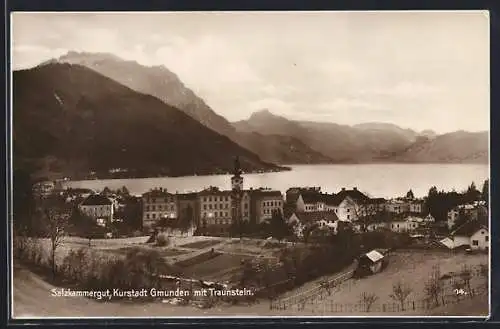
left=79, top=194, right=114, bottom=225
left=142, top=188, right=178, bottom=229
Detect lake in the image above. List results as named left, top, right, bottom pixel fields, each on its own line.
left=63, top=164, right=489, bottom=199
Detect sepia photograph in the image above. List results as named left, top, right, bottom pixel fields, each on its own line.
left=10, top=11, right=490, bottom=319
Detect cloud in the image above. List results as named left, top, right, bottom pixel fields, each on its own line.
left=9, top=12, right=489, bottom=133
left=12, top=45, right=68, bottom=69
left=356, top=82, right=444, bottom=99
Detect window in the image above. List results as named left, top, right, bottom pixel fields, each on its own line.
left=208, top=197, right=212, bottom=202
left=146, top=206, right=150, bottom=211
left=146, top=214, right=150, bottom=219
left=152, top=205, right=156, bottom=211
left=486, top=236, right=489, bottom=242
left=347, top=215, right=350, bottom=220
left=203, top=204, right=207, bottom=210
left=481, top=231, right=485, bottom=235
left=158, top=205, right=162, bottom=211
left=209, top=204, right=212, bottom=210
left=472, top=240, right=479, bottom=246
left=203, top=197, right=207, bottom=202
left=225, top=212, right=228, bottom=217
left=152, top=213, right=156, bottom=219
left=347, top=209, right=350, bottom=213
left=244, top=203, right=248, bottom=209
left=171, top=205, right=174, bottom=211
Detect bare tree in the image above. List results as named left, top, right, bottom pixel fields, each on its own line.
left=319, top=279, right=333, bottom=296
left=460, top=265, right=472, bottom=294
left=424, top=265, right=444, bottom=307
left=478, top=263, right=488, bottom=290
left=40, top=194, right=71, bottom=277
left=360, top=292, right=378, bottom=312
left=389, top=281, right=413, bottom=311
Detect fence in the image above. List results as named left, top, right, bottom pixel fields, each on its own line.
left=270, top=263, right=488, bottom=313
left=282, top=284, right=488, bottom=314
left=270, top=263, right=356, bottom=310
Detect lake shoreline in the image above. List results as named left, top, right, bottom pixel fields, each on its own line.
left=62, top=164, right=489, bottom=200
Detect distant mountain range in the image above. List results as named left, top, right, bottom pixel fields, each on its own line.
left=18, top=51, right=487, bottom=179
left=13, top=63, right=285, bottom=180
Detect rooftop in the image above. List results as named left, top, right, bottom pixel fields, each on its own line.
left=80, top=194, right=112, bottom=206
left=292, top=210, right=339, bottom=224
left=451, top=218, right=488, bottom=237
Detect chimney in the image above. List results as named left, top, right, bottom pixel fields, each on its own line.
left=341, top=188, right=346, bottom=191
left=353, top=187, right=358, bottom=191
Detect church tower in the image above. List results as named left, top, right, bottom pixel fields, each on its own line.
left=231, top=156, right=244, bottom=234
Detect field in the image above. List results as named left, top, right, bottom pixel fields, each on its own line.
left=178, top=239, right=222, bottom=250
left=181, top=253, right=255, bottom=281
left=275, top=249, right=489, bottom=316
left=13, top=249, right=490, bottom=318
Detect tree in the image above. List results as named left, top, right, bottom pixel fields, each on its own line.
left=428, top=186, right=438, bottom=198
left=120, top=186, right=130, bottom=197
left=13, top=165, right=38, bottom=237
left=481, top=180, right=489, bottom=205
left=360, top=292, right=378, bottom=312
left=464, top=182, right=481, bottom=203
left=39, top=194, right=72, bottom=276
left=406, top=189, right=415, bottom=200
left=102, top=186, right=112, bottom=196
left=389, top=281, right=413, bottom=311
left=269, top=210, right=292, bottom=242
left=179, top=205, right=194, bottom=236
left=424, top=265, right=444, bottom=307
left=302, top=223, right=317, bottom=245
left=460, top=265, right=472, bottom=294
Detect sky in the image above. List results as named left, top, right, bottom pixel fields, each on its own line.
left=11, top=11, right=490, bottom=133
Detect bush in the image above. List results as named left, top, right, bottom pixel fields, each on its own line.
left=156, top=233, right=170, bottom=247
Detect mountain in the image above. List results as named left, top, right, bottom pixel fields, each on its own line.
left=47, top=51, right=239, bottom=140
left=46, top=51, right=331, bottom=165
left=234, top=110, right=488, bottom=164
left=237, top=132, right=333, bottom=164
left=379, top=131, right=488, bottom=163
left=13, top=63, right=285, bottom=180
left=234, top=110, right=417, bottom=162
left=352, top=122, right=418, bottom=142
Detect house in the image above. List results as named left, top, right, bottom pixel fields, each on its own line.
left=250, top=188, right=283, bottom=224
left=287, top=211, right=340, bottom=237
left=365, top=221, right=388, bottom=232
left=440, top=219, right=489, bottom=251
left=142, top=188, right=178, bottom=229
left=285, top=187, right=323, bottom=212
left=79, top=194, right=114, bottom=225
left=389, top=218, right=419, bottom=233
left=447, top=203, right=487, bottom=230
left=386, top=198, right=424, bottom=215
left=423, top=213, right=435, bottom=224
left=385, top=199, right=408, bottom=214
left=33, top=181, right=56, bottom=199
left=408, top=200, right=424, bottom=214
left=356, top=250, right=386, bottom=276
left=198, top=187, right=233, bottom=234
left=329, top=188, right=386, bottom=221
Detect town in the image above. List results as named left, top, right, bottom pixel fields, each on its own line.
left=31, top=158, right=489, bottom=254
